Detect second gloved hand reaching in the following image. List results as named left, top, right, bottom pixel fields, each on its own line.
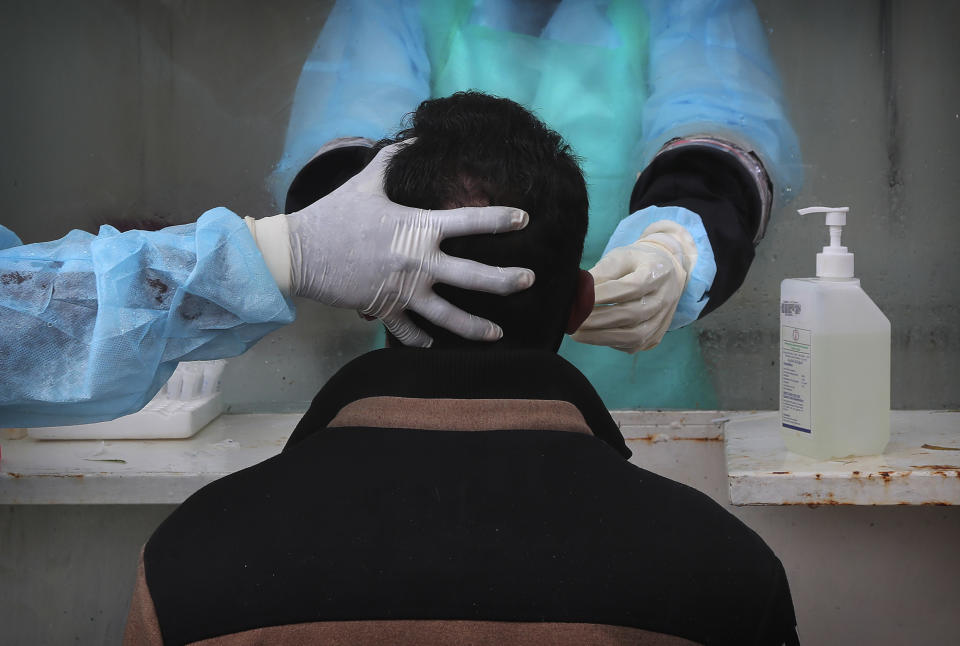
left=247, top=142, right=535, bottom=347
left=573, top=221, right=697, bottom=353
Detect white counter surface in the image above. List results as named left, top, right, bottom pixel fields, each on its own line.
left=0, top=414, right=300, bottom=504
left=725, top=410, right=960, bottom=505
left=2, top=410, right=724, bottom=505
left=4, top=410, right=957, bottom=506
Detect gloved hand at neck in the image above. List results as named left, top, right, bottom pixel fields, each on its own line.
left=247, top=142, right=535, bottom=348
left=573, top=219, right=698, bottom=353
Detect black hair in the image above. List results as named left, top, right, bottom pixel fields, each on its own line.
left=379, top=91, right=588, bottom=351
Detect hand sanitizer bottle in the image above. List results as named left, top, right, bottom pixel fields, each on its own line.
left=779, top=206, right=890, bottom=459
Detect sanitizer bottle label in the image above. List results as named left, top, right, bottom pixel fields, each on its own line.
left=781, top=326, right=812, bottom=433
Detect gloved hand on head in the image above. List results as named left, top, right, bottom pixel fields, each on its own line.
left=573, top=220, right=698, bottom=353
left=246, top=142, right=535, bottom=348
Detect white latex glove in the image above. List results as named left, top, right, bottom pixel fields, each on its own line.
left=246, top=142, right=535, bottom=347
left=572, top=221, right=697, bottom=353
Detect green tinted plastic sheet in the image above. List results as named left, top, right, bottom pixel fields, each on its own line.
left=419, top=0, right=716, bottom=409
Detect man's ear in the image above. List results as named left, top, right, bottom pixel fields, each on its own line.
left=566, top=269, right=595, bottom=334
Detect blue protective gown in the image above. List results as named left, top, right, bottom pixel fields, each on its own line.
left=271, top=0, right=801, bottom=409
left=0, top=212, right=294, bottom=427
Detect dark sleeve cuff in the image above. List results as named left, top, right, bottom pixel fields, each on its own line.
left=629, top=145, right=763, bottom=318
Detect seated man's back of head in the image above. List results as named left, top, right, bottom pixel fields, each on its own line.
left=126, top=93, right=798, bottom=646
left=377, top=91, right=588, bottom=351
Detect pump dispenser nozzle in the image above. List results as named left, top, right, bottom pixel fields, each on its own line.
left=797, top=206, right=854, bottom=278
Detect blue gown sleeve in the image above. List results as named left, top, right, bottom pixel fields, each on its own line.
left=0, top=224, right=23, bottom=250
left=640, top=0, right=802, bottom=200
left=0, top=209, right=295, bottom=427
left=268, top=0, right=431, bottom=207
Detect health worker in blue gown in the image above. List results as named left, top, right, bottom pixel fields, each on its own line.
left=272, top=0, right=802, bottom=409
left=0, top=146, right=535, bottom=427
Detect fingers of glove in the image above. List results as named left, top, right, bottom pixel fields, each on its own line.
left=433, top=254, right=535, bottom=296
left=590, top=240, right=682, bottom=293
left=588, top=248, right=643, bottom=286
left=635, top=309, right=673, bottom=351
left=572, top=325, right=650, bottom=353
left=574, top=296, right=676, bottom=351
left=572, top=318, right=664, bottom=354
left=414, top=293, right=503, bottom=342
left=577, top=297, right=664, bottom=331
left=432, top=206, right=529, bottom=238
left=593, top=267, right=669, bottom=305
left=380, top=311, right=433, bottom=348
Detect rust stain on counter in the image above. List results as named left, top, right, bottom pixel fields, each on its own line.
left=921, top=443, right=960, bottom=451
left=628, top=435, right=723, bottom=443
left=908, top=465, right=960, bottom=473
left=5, top=472, right=85, bottom=479
left=796, top=491, right=848, bottom=507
